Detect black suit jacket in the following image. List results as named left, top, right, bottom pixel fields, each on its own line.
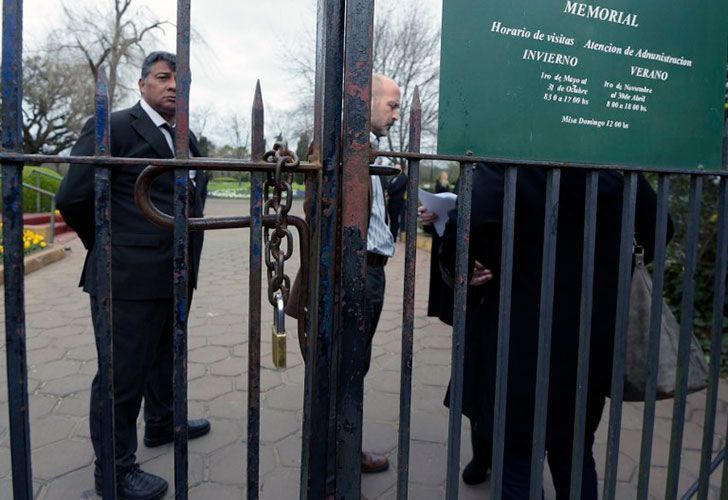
left=56, top=102, right=208, bottom=300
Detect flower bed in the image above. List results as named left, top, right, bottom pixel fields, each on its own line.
left=0, top=227, right=48, bottom=256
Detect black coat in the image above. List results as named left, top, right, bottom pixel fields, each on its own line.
left=441, top=164, right=672, bottom=453
left=56, top=102, right=208, bottom=300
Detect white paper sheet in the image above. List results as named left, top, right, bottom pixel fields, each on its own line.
left=418, top=188, right=457, bottom=237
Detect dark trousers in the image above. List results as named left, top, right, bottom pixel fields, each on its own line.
left=89, top=295, right=177, bottom=476
left=363, top=263, right=386, bottom=375
left=388, top=199, right=405, bottom=242
left=501, top=437, right=598, bottom=500
left=326, top=262, right=386, bottom=494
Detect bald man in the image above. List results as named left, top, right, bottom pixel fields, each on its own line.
left=358, top=73, right=401, bottom=473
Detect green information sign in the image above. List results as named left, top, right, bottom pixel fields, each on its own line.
left=438, top=0, right=728, bottom=170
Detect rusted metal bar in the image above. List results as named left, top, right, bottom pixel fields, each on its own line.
left=636, top=174, right=671, bottom=499
left=528, top=168, right=561, bottom=500
left=490, top=165, right=518, bottom=500
left=569, top=170, right=599, bottom=500
left=299, top=0, right=345, bottom=496
left=697, top=175, right=728, bottom=500
left=93, top=68, right=117, bottom=500
left=335, top=0, right=375, bottom=495
left=445, top=162, right=474, bottom=500
left=666, top=175, right=703, bottom=500
left=603, top=172, right=638, bottom=500
left=173, top=1, right=192, bottom=497
left=0, top=153, right=323, bottom=172
left=1, top=0, right=33, bottom=497
left=698, top=122, right=728, bottom=500
left=247, top=81, right=264, bottom=500
left=374, top=150, right=728, bottom=177
left=396, top=87, right=421, bottom=500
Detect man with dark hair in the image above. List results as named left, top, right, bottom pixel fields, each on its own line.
left=56, top=51, right=210, bottom=500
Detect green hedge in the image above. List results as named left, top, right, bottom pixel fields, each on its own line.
left=0, top=166, right=62, bottom=213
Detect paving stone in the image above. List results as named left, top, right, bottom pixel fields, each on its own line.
left=208, top=332, right=247, bottom=347
left=41, top=374, right=91, bottom=397
left=42, top=324, right=86, bottom=339
left=141, top=450, right=204, bottom=487
left=363, top=390, right=399, bottom=423
left=210, top=357, right=246, bottom=377
left=26, top=335, right=53, bottom=351
left=38, top=464, right=96, bottom=500
left=30, top=359, right=81, bottom=380
left=265, top=384, right=304, bottom=412
left=188, top=376, right=233, bottom=402
left=186, top=483, right=244, bottom=500
left=362, top=421, right=398, bottom=455
left=366, top=370, right=401, bottom=395
left=259, top=409, right=300, bottom=444
left=275, top=433, right=302, bottom=468
left=209, top=441, right=275, bottom=484
left=30, top=415, right=78, bottom=449
left=188, top=418, right=240, bottom=454
left=55, top=393, right=91, bottom=417
left=406, top=440, right=447, bottom=487
left=32, top=439, right=94, bottom=480
left=27, top=347, right=66, bottom=365
left=208, top=393, right=247, bottom=420
left=188, top=345, right=229, bottom=364
left=259, top=467, right=301, bottom=500
left=413, top=364, right=450, bottom=387
left=66, top=345, right=97, bottom=362
left=29, top=395, right=57, bottom=419
left=410, top=409, right=449, bottom=444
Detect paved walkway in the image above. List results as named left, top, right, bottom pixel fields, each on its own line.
left=0, top=198, right=725, bottom=499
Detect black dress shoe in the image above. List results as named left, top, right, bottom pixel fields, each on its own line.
left=462, top=456, right=491, bottom=485
left=144, top=418, right=211, bottom=448
left=95, top=464, right=168, bottom=500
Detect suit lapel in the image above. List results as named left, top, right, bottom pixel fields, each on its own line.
left=130, top=103, right=174, bottom=159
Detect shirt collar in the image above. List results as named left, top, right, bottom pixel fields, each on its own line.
left=139, top=98, right=175, bottom=128
left=370, top=132, right=380, bottom=147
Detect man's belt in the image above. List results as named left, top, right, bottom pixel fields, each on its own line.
left=366, top=252, right=388, bottom=267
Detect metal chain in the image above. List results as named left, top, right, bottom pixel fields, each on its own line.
left=262, top=141, right=299, bottom=307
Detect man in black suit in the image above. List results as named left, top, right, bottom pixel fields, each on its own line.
left=56, top=51, right=210, bottom=500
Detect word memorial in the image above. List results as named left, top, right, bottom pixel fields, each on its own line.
left=438, top=0, right=728, bottom=170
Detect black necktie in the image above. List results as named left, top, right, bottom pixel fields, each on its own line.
left=161, top=123, right=176, bottom=153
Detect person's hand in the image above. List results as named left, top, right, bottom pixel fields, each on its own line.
left=418, top=206, right=438, bottom=226
left=470, top=261, right=493, bottom=286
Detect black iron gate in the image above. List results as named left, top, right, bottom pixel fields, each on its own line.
left=2, top=0, right=728, bottom=499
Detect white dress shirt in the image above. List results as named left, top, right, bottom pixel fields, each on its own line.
left=139, top=98, right=196, bottom=183
left=367, top=134, right=395, bottom=257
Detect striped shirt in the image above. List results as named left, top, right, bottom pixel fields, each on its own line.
left=367, top=135, right=395, bottom=257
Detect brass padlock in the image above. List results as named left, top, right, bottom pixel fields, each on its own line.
left=271, top=291, right=287, bottom=369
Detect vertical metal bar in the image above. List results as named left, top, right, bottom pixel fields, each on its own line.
left=395, top=87, right=421, bottom=500
left=490, top=165, right=518, bottom=500
left=247, top=82, right=265, bottom=500
left=445, top=162, right=474, bottom=500
left=49, top=197, right=56, bottom=244
left=528, top=168, right=561, bottom=500
left=173, top=1, right=192, bottom=497
left=698, top=175, right=728, bottom=500
left=603, top=172, right=639, bottom=500
left=93, top=68, right=117, bottom=500
left=569, top=170, right=599, bottom=500
left=636, top=174, right=671, bottom=500
left=666, top=175, right=703, bottom=500
left=35, top=171, right=41, bottom=212
left=335, top=0, right=374, bottom=496
left=1, top=0, right=33, bottom=497
left=300, top=1, right=345, bottom=497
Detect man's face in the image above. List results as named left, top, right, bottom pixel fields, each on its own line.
left=139, top=60, right=176, bottom=122
left=370, top=79, right=401, bottom=138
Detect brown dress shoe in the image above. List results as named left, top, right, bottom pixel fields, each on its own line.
left=361, top=451, right=389, bottom=473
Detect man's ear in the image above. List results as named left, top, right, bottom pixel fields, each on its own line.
left=138, top=78, right=145, bottom=93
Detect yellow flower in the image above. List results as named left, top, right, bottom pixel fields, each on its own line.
left=54, top=209, right=60, bottom=216
left=24, top=241, right=30, bottom=249
left=40, top=242, right=47, bottom=248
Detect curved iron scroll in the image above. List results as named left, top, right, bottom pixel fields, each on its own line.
left=134, top=164, right=310, bottom=357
